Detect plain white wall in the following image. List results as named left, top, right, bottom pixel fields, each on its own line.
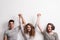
left=0, top=0, right=60, bottom=40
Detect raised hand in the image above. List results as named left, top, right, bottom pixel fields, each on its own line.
left=18, top=13, right=23, bottom=18
left=18, top=13, right=26, bottom=25
left=37, top=13, right=41, bottom=17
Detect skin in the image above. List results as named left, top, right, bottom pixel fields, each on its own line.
left=27, top=25, right=31, bottom=32
left=4, top=35, right=8, bottom=40
left=18, top=14, right=26, bottom=25
left=9, top=22, right=14, bottom=29
left=47, top=25, right=52, bottom=33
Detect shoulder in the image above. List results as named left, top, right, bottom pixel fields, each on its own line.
left=4, top=30, right=9, bottom=35
left=41, top=30, right=47, bottom=35
left=54, top=32, right=58, bottom=34
left=53, top=32, right=58, bottom=36
left=43, top=30, right=47, bottom=33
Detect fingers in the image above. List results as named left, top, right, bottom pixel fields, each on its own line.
left=18, top=13, right=23, bottom=18
left=37, top=13, right=41, bottom=16
left=18, top=13, right=41, bottom=18
left=18, top=14, right=21, bottom=17
left=37, top=13, right=41, bottom=18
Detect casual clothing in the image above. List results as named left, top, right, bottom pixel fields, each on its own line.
left=19, top=19, right=36, bottom=40
left=4, top=27, right=19, bottom=40
left=17, top=31, right=25, bottom=40
left=20, top=24, right=34, bottom=40
left=4, top=26, right=24, bottom=40
left=42, top=31, right=59, bottom=40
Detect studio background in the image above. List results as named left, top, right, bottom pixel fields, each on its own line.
left=0, top=0, right=60, bottom=40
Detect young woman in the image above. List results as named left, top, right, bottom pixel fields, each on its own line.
left=18, top=14, right=35, bottom=40
left=37, top=13, right=59, bottom=40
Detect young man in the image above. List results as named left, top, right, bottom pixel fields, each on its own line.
left=4, top=20, right=21, bottom=40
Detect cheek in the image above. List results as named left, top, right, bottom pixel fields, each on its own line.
left=29, top=28, right=31, bottom=30
left=48, top=25, right=52, bottom=30
left=48, top=28, right=52, bottom=31
left=27, top=28, right=31, bottom=30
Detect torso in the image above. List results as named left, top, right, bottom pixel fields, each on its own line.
left=5, top=27, right=19, bottom=40
left=43, top=31, right=58, bottom=40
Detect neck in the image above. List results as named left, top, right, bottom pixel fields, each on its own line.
left=9, top=27, right=14, bottom=30
left=48, top=31, right=53, bottom=34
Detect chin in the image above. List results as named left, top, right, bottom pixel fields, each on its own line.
left=28, top=30, right=31, bottom=32
left=48, top=30, right=52, bottom=32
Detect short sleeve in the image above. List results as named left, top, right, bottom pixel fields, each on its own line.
left=4, top=30, right=8, bottom=36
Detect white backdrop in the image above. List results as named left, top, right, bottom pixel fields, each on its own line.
left=0, top=0, right=60, bottom=40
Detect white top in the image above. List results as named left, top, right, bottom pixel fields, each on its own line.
left=17, top=19, right=43, bottom=40
left=19, top=19, right=35, bottom=40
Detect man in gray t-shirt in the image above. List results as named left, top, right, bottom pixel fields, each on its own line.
left=4, top=20, right=21, bottom=40
left=4, top=27, right=19, bottom=40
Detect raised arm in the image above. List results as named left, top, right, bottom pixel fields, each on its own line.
left=18, top=14, right=26, bottom=26
left=18, top=13, right=27, bottom=31
left=36, top=13, right=43, bottom=33
left=18, top=14, right=27, bottom=40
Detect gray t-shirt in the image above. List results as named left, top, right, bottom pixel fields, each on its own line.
left=4, top=27, right=19, bottom=40
left=42, top=31, right=59, bottom=40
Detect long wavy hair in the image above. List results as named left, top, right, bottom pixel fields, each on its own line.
left=24, top=23, right=35, bottom=37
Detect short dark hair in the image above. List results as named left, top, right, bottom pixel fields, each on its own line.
left=8, top=19, right=14, bottom=24
left=46, top=23, right=55, bottom=32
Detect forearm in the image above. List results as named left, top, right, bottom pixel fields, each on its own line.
left=18, top=14, right=24, bottom=25
left=21, top=17, right=26, bottom=25
left=38, top=24, right=43, bottom=32
left=36, top=13, right=43, bottom=32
